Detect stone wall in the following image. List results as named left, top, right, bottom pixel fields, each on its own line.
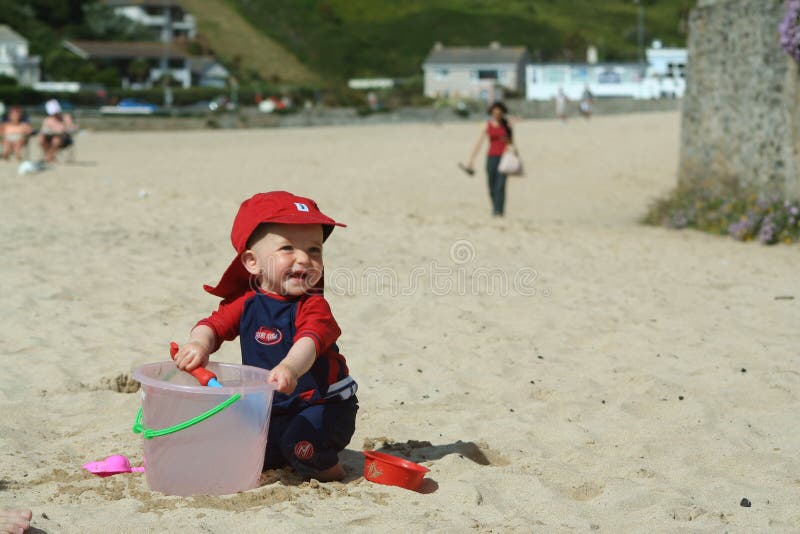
left=679, top=0, right=800, bottom=200
left=55, top=97, right=679, bottom=131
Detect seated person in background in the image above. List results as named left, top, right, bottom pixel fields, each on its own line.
left=1, top=106, right=33, bottom=161
left=39, top=99, right=77, bottom=163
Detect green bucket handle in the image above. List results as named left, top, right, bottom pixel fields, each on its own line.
left=132, top=393, right=241, bottom=439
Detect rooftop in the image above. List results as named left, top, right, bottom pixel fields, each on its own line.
left=424, top=44, right=528, bottom=65
left=104, top=0, right=184, bottom=7
left=63, top=40, right=190, bottom=60
left=0, top=25, right=27, bottom=44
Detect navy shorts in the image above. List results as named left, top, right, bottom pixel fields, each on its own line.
left=264, top=397, right=358, bottom=475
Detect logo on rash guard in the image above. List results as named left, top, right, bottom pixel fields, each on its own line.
left=294, top=441, right=315, bottom=460
left=255, top=327, right=282, bottom=345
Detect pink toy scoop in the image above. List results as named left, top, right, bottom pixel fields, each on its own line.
left=83, top=455, right=144, bottom=477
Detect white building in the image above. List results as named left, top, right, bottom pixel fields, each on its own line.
left=525, top=44, right=687, bottom=101
left=422, top=42, right=529, bottom=101
left=0, top=25, right=41, bottom=86
left=105, top=0, right=197, bottom=40
left=190, top=57, right=231, bottom=88
left=644, top=44, right=687, bottom=98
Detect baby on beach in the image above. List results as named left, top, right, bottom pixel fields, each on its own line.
left=173, top=191, right=358, bottom=481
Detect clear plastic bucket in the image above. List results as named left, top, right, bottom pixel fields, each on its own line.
left=133, top=362, right=274, bottom=496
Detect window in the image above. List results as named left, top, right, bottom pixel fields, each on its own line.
left=572, top=67, right=588, bottom=81
left=598, top=69, right=621, bottom=84
left=435, top=68, right=449, bottom=80
left=478, top=70, right=498, bottom=80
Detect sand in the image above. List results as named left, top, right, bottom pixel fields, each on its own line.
left=1, top=112, right=799, bottom=532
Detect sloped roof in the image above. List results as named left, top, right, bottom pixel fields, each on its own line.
left=424, top=46, right=528, bottom=65
left=190, top=57, right=229, bottom=77
left=0, top=25, right=27, bottom=44
left=105, top=0, right=184, bottom=7
left=63, top=40, right=189, bottom=60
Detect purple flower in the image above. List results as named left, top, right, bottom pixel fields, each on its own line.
left=790, top=205, right=799, bottom=216
left=728, top=216, right=758, bottom=240
left=758, top=215, right=778, bottom=244
left=780, top=1, right=800, bottom=62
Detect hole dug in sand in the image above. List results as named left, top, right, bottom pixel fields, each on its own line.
left=66, top=373, right=141, bottom=394
left=101, top=373, right=140, bottom=393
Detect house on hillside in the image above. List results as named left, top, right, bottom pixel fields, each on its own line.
left=422, top=42, right=529, bottom=101
left=190, top=56, right=230, bottom=88
left=104, top=0, right=196, bottom=40
left=0, top=25, right=41, bottom=86
left=63, top=40, right=226, bottom=89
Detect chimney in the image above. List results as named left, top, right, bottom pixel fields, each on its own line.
left=587, top=45, right=598, bottom=64
left=433, top=41, right=444, bottom=51
left=489, top=41, right=501, bottom=50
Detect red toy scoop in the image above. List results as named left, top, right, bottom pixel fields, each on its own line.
left=169, top=342, right=222, bottom=387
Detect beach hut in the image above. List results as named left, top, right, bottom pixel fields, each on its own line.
left=422, top=42, right=529, bottom=101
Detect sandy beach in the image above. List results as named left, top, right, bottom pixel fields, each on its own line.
left=2, top=112, right=799, bottom=532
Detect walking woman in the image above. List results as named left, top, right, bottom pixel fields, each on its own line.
left=465, top=101, right=514, bottom=217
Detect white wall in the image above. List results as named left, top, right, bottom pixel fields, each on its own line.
left=525, top=61, right=685, bottom=101
left=423, top=63, right=519, bottom=99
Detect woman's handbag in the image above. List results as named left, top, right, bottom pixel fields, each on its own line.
left=498, top=145, right=524, bottom=176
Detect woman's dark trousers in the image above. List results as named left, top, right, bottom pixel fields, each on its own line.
left=486, top=155, right=507, bottom=216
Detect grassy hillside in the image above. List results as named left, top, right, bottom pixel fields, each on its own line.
left=0, top=0, right=318, bottom=86
left=179, top=0, right=318, bottom=85
left=228, top=0, right=692, bottom=80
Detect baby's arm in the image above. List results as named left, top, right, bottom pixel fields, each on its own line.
left=268, top=337, right=316, bottom=394
left=173, top=325, right=215, bottom=371
left=174, top=293, right=247, bottom=370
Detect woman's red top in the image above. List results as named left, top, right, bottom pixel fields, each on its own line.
left=486, top=121, right=509, bottom=156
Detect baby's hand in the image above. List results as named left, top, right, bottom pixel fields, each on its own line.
left=268, top=364, right=298, bottom=394
left=173, top=342, right=210, bottom=371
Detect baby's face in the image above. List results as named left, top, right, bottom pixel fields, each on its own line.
left=245, top=224, right=324, bottom=297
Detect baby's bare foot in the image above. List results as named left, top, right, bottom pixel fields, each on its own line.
left=0, top=508, right=31, bottom=534
left=313, top=463, right=345, bottom=482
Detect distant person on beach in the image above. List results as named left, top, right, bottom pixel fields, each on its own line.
left=463, top=101, right=514, bottom=217
left=579, top=86, right=594, bottom=120
left=1, top=508, right=31, bottom=533
left=1, top=106, right=32, bottom=161
left=173, top=191, right=358, bottom=482
left=39, top=99, right=77, bottom=163
left=554, top=88, right=569, bottom=122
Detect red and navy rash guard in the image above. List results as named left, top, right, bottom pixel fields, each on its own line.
left=196, top=290, right=356, bottom=412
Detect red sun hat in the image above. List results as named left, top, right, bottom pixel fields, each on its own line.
left=203, top=191, right=346, bottom=299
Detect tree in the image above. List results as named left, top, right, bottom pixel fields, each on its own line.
left=128, top=58, right=151, bottom=83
